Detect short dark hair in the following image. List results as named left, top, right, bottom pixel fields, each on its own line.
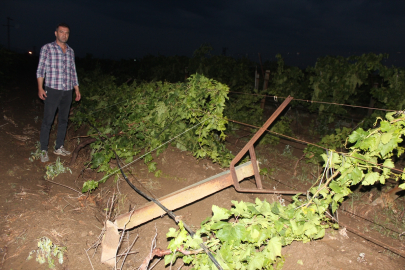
left=56, top=23, right=70, bottom=31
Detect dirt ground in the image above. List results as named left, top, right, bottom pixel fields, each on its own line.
left=1, top=75, right=405, bottom=270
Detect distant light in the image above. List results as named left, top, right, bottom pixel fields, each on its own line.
left=134, top=59, right=137, bottom=61
left=28, top=51, right=33, bottom=55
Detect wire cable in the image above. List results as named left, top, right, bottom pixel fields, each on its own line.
left=228, top=91, right=397, bottom=112
left=224, top=117, right=405, bottom=174
left=96, top=117, right=209, bottom=183
left=86, top=119, right=224, bottom=270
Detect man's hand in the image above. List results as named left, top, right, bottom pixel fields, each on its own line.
left=38, top=88, right=47, bottom=100
left=74, top=86, right=81, bottom=101
left=37, top=77, right=47, bottom=100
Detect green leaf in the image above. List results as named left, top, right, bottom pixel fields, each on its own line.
left=266, top=237, right=282, bottom=261
left=329, top=181, right=342, bottom=194
left=250, top=228, right=260, bottom=240
left=381, top=132, right=393, bottom=144
left=271, top=203, right=280, bottom=215
left=82, top=180, right=98, bottom=193
left=91, top=153, right=105, bottom=168
left=258, top=199, right=273, bottom=217
left=380, top=136, right=401, bottom=157
left=154, top=169, right=162, bottom=177
left=380, top=121, right=391, bottom=132
left=231, top=200, right=248, bottom=216
left=247, top=252, right=265, bottom=270
left=386, top=112, right=396, bottom=121
left=382, top=159, right=394, bottom=179
left=176, top=142, right=187, bottom=151
left=331, top=200, right=339, bottom=213
left=166, top=227, right=178, bottom=238
left=218, top=242, right=233, bottom=264
left=147, top=162, right=157, bottom=172
left=144, top=154, right=153, bottom=163
left=211, top=205, right=232, bottom=222
left=164, top=253, right=179, bottom=266
left=182, top=255, right=193, bottom=264
left=240, top=245, right=253, bottom=261
left=314, top=227, right=325, bottom=239
left=167, top=226, right=188, bottom=251
left=362, top=172, right=380, bottom=185
left=350, top=167, right=363, bottom=185
left=383, top=158, right=395, bottom=169
left=216, top=224, right=247, bottom=243
left=333, top=193, right=345, bottom=203
left=348, top=128, right=367, bottom=143
left=210, top=221, right=229, bottom=230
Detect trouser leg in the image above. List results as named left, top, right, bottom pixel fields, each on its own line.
left=55, top=90, right=72, bottom=150
left=40, top=87, right=63, bottom=151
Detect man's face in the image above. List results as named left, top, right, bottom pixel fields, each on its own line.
left=55, top=26, right=70, bottom=44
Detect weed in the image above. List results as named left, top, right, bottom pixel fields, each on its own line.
left=161, top=173, right=186, bottom=182
left=29, top=141, right=42, bottom=162
left=296, top=172, right=310, bottom=183
left=282, top=145, right=293, bottom=156
left=16, top=233, right=27, bottom=245
left=382, top=249, right=400, bottom=259
left=155, top=169, right=162, bottom=177
left=9, top=182, right=17, bottom=189
left=367, top=204, right=405, bottom=240
left=348, top=192, right=362, bottom=211
left=295, top=166, right=316, bottom=184
left=27, top=237, right=66, bottom=269
left=45, top=157, right=72, bottom=180
left=141, top=178, right=162, bottom=190
left=260, top=167, right=275, bottom=178
left=117, top=194, right=128, bottom=216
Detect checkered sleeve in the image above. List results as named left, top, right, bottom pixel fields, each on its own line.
left=36, top=45, right=48, bottom=78
left=71, top=50, right=79, bottom=87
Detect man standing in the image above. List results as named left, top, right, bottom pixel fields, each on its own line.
left=37, top=23, right=81, bottom=162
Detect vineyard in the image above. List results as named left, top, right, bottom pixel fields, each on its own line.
left=1, top=47, right=405, bottom=269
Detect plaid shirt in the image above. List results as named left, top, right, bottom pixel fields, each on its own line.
left=36, top=41, right=79, bottom=90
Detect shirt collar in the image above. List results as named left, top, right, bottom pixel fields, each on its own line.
left=52, top=41, right=70, bottom=52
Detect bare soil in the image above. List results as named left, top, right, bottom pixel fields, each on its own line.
left=1, top=77, right=405, bottom=270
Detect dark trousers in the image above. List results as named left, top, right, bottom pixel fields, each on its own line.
left=40, top=87, right=73, bottom=151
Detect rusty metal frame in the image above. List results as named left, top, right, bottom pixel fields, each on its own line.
left=114, top=161, right=257, bottom=230
left=229, top=95, right=306, bottom=195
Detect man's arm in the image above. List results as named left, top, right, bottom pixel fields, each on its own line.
left=74, top=85, right=81, bottom=101
left=37, top=45, right=48, bottom=100
left=37, top=77, right=47, bottom=100
left=70, top=49, right=80, bottom=101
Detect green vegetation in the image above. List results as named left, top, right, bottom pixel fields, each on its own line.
left=72, top=74, right=231, bottom=192
left=70, top=47, right=405, bottom=197
left=45, top=157, right=72, bottom=180
left=29, top=141, right=42, bottom=162
left=164, top=112, right=405, bottom=269
left=27, top=237, right=67, bottom=269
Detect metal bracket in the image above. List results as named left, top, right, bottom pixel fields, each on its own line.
left=229, top=95, right=306, bottom=195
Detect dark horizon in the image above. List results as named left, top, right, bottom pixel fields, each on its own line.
left=2, top=0, right=405, bottom=68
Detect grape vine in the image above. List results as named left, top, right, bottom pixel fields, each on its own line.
left=72, top=73, right=232, bottom=192
left=164, top=112, right=405, bottom=269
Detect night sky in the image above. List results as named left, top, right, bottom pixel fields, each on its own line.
left=1, top=0, right=405, bottom=67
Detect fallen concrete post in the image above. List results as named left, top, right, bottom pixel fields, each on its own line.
left=114, top=161, right=256, bottom=230
left=101, top=161, right=256, bottom=266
